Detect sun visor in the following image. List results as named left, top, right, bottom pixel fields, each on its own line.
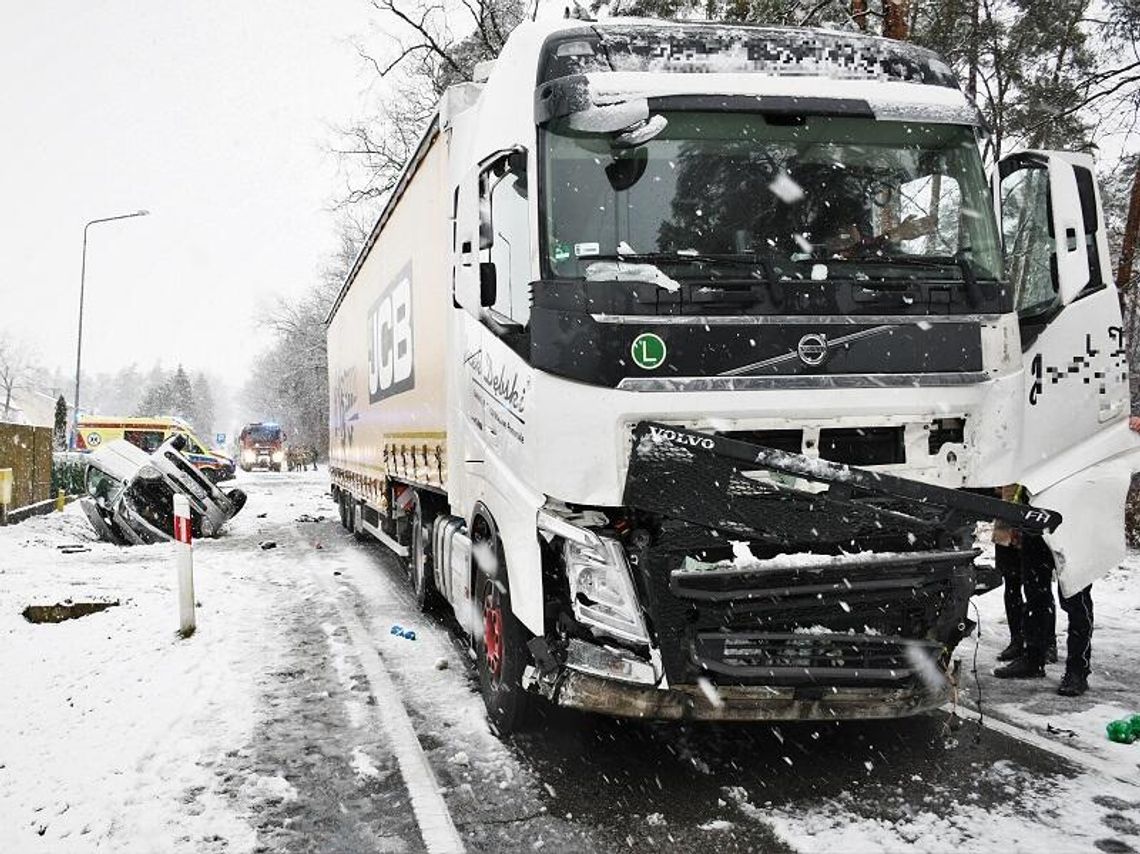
left=535, top=72, right=982, bottom=128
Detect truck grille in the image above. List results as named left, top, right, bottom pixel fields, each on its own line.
left=635, top=530, right=973, bottom=688
left=693, top=633, right=940, bottom=687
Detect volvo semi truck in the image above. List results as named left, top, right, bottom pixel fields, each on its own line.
left=326, top=19, right=1137, bottom=734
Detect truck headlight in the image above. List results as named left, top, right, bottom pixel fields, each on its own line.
left=563, top=536, right=649, bottom=646
left=271, top=451, right=284, bottom=462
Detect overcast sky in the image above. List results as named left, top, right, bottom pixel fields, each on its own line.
left=0, top=1, right=380, bottom=385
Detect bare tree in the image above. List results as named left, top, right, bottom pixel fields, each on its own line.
left=332, top=0, right=526, bottom=209
left=243, top=216, right=369, bottom=456
left=0, top=334, right=33, bottom=422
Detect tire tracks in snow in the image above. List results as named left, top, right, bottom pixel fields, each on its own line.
left=294, top=527, right=466, bottom=854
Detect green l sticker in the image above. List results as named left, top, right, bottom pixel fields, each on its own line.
left=631, top=332, right=667, bottom=370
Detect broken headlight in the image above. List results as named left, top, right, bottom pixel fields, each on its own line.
left=563, top=536, right=649, bottom=646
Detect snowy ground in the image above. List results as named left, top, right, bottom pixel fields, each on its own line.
left=1, top=473, right=1139, bottom=853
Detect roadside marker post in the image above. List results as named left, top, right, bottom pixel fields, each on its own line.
left=172, top=494, right=195, bottom=637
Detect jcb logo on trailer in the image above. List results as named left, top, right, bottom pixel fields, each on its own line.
left=368, top=264, right=414, bottom=403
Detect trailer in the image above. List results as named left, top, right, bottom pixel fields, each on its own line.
left=326, top=19, right=1138, bottom=734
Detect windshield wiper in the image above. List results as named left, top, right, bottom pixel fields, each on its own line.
left=840, top=253, right=985, bottom=306
left=584, top=252, right=786, bottom=306
left=582, top=251, right=757, bottom=269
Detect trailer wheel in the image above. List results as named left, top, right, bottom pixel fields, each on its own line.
left=408, top=493, right=436, bottom=611
left=472, top=517, right=532, bottom=736
left=337, top=492, right=349, bottom=529
left=352, top=501, right=368, bottom=541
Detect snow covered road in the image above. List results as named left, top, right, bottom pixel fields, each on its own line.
left=2, top=472, right=1139, bottom=853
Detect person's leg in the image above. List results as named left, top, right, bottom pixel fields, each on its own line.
left=997, top=543, right=1024, bottom=660
left=1058, top=585, right=1093, bottom=696
left=1047, top=577, right=1059, bottom=663
left=995, top=534, right=1052, bottom=678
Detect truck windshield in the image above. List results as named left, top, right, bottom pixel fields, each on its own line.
left=244, top=426, right=281, bottom=443
left=541, top=112, right=1001, bottom=282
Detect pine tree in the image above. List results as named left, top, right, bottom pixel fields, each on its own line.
left=168, top=365, right=194, bottom=421
left=136, top=367, right=173, bottom=417
left=190, top=373, right=216, bottom=436
left=53, top=395, right=68, bottom=450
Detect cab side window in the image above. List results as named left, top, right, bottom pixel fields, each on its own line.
left=478, top=151, right=531, bottom=327
left=1000, top=163, right=1056, bottom=317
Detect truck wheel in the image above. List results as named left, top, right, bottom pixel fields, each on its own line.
left=408, top=493, right=436, bottom=611
left=352, top=502, right=368, bottom=541
left=337, top=492, right=349, bottom=529
left=473, top=520, right=532, bottom=736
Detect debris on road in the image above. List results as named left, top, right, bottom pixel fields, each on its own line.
left=389, top=625, right=416, bottom=641
left=434, top=657, right=449, bottom=670
left=260, top=541, right=277, bottom=550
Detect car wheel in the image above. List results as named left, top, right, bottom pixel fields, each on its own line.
left=472, top=515, right=532, bottom=736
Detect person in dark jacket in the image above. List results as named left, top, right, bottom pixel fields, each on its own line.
left=995, top=521, right=1089, bottom=696
left=993, top=486, right=1056, bottom=665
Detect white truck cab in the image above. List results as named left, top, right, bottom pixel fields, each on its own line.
left=326, top=19, right=1137, bottom=733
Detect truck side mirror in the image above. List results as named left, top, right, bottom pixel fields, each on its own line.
left=480, top=262, right=497, bottom=307
left=478, top=197, right=493, bottom=250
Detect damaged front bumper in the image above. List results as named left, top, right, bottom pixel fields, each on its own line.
left=530, top=634, right=951, bottom=721
left=552, top=669, right=947, bottom=722
left=530, top=421, right=1060, bottom=723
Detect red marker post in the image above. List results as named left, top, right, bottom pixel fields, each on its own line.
left=173, top=494, right=195, bottom=637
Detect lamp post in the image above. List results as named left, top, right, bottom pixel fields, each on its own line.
left=72, top=210, right=150, bottom=447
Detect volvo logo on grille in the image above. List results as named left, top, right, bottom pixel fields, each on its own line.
left=796, top=333, right=829, bottom=367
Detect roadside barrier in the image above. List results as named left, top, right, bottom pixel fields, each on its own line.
left=173, top=494, right=195, bottom=637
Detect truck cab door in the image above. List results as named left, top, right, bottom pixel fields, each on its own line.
left=996, top=150, right=1128, bottom=483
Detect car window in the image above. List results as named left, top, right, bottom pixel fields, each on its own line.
left=124, top=430, right=164, bottom=452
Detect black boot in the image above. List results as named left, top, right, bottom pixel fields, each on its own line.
left=1046, top=638, right=1058, bottom=664
left=993, top=656, right=1046, bottom=679
left=1057, top=670, right=1088, bottom=696
left=997, top=638, right=1023, bottom=662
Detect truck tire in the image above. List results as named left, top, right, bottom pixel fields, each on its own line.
left=472, top=516, right=532, bottom=736
left=352, top=501, right=368, bottom=542
left=337, top=492, right=349, bottom=529
left=407, top=492, right=436, bottom=611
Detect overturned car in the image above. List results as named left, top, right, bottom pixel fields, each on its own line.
left=80, top=436, right=247, bottom=545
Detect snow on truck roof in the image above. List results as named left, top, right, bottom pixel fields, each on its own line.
left=326, top=19, right=967, bottom=325
left=537, top=21, right=957, bottom=88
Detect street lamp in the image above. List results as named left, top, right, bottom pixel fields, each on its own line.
left=72, top=209, right=150, bottom=446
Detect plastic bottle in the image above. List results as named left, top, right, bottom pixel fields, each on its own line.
left=1106, top=720, right=1136, bottom=744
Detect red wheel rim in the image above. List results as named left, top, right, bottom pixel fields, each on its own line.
left=483, top=583, right=503, bottom=683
